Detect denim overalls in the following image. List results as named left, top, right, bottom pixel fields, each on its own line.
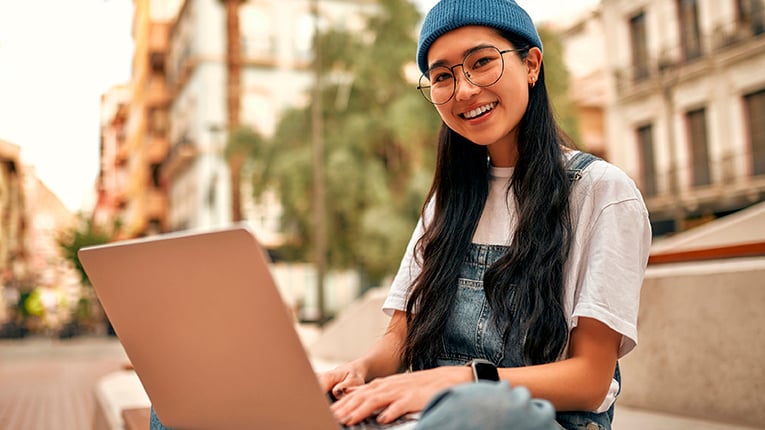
left=433, top=152, right=619, bottom=430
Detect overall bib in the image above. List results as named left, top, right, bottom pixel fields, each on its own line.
left=430, top=153, right=619, bottom=430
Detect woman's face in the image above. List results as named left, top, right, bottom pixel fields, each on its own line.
left=426, top=26, right=541, bottom=166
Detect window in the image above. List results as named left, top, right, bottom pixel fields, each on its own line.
left=686, top=108, right=711, bottom=186
left=241, top=5, right=276, bottom=59
left=678, top=0, right=702, bottom=60
left=629, top=12, right=650, bottom=80
left=150, top=163, right=162, bottom=188
left=294, top=12, right=315, bottom=62
left=737, top=0, right=765, bottom=35
left=637, top=124, right=658, bottom=196
left=744, top=89, right=765, bottom=175
left=148, top=108, right=168, bottom=136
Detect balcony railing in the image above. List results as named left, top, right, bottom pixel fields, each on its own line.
left=146, top=78, right=170, bottom=108
left=162, top=136, right=198, bottom=181
left=146, top=188, right=168, bottom=222
left=146, top=135, right=169, bottom=165
left=615, top=12, right=765, bottom=95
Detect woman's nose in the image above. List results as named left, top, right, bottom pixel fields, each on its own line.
left=453, top=70, right=480, bottom=101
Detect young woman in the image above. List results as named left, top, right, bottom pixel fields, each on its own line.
left=318, top=0, right=651, bottom=429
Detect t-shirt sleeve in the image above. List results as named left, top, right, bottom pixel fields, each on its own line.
left=571, top=167, right=652, bottom=358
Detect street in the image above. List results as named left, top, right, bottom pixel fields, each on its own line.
left=0, top=335, right=128, bottom=430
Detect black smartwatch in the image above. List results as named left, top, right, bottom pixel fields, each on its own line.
left=466, top=358, right=499, bottom=382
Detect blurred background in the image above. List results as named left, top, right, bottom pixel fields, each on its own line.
left=0, top=0, right=764, bottom=429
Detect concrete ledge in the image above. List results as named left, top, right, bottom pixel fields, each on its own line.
left=306, top=287, right=390, bottom=363
left=93, top=370, right=151, bottom=430
left=122, top=407, right=151, bottom=430
left=619, top=257, right=765, bottom=428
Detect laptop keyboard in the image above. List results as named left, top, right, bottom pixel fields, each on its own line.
left=342, top=413, right=417, bottom=429
left=328, top=392, right=418, bottom=429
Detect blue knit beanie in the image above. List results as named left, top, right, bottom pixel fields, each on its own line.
left=417, top=0, right=543, bottom=74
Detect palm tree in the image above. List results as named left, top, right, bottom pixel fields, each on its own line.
left=220, top=0, right=244, bottom=222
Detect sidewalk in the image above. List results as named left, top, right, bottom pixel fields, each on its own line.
left=0, top=335, right=128, bottom=430
left=614, top=406, right=762, bottom=430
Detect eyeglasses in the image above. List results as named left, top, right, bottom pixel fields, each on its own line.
left=417, top=46, right=521, bottom=105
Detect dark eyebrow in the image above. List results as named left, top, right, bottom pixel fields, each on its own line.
left=427, top=43, right=500, bottom=70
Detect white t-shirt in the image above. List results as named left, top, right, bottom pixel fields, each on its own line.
left=382, top=151, right=652, bottom=412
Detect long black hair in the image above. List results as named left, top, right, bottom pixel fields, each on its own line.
left=403, top=32, right=574, bottom=370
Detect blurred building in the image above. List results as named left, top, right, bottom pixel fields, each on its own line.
left=96, top=0, right=375, bottom=244
left=22, top=166, right=77, bottom=280
left=162, top=0, right=375, bottom=239
left=94, top=0, right=378, bottom=318
left=0, top=139, right=79, bottom=327
left=95, top=2, right=178, bottom=239
left=0, top=140, right=28, bottom=284
left=95, top=85, right=131, bottom=237
left=601, top=0, right=765, bottom=235
left=552, top=6, right=610, bottom=159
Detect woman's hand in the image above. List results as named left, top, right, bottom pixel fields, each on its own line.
left=318, top=362, right=368, bottom=399
left=330, top=366, right=473, bottom=426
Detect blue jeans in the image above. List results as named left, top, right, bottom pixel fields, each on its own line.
left=415, top=381, right=559, bottom=430
left=149, top=408, right=166, bottom=429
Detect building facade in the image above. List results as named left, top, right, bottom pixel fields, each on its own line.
left=602, top=0, right=765, bottom=234
left=0, top=140, right=79, bottom=329
left=162, top=0, right=374, bottom=240
left=0, top=140, right=28, bottom=289
left=552, top=6, right=610, bottom=159
left=94, top=0, right=378, bottom=319
left=95, top=85, right=131, bottom=235
left=95, top=0, right=180, bottom=239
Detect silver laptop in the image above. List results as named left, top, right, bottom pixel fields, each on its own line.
left=79, top=225, right=417, bottom=430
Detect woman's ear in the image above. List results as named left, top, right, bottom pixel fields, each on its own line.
left=525, top=47, right=542, bottom=84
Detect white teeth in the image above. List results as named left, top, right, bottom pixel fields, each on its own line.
left=463, top=102, right=497, bottom=119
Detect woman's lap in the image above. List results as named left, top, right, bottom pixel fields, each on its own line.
left=149, top=382, right=563, bottom=430
left=415, top=381, right=559, bottom=430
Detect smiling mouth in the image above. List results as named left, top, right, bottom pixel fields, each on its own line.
left=461, top=102, right=497, bottom=119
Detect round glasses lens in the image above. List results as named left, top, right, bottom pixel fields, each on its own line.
left=420, top=66, right=454, bottom=104
left=464, top=47, right=504, bottom=87
left=418, top=47, right=507, bottom=104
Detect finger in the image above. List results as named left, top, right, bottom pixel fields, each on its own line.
left=331, top=388, right=376, bottom=425
left=333, top=376, right=363, bottom=398
left=318, top=371, right=344, bottom=394
left=341, top=396, right=383, bottom=425
left=375, top=398, right=411, bottom=424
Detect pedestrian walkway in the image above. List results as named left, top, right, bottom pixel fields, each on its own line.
left=0, top=335, right=129, bottom=430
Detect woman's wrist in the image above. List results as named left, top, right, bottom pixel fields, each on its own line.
left=456, top=365, right=475, bottom=384
left=349, top=357, right=372, bottom=382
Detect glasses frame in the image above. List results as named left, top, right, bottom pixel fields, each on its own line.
left=417, top=46, right=522, bottom=105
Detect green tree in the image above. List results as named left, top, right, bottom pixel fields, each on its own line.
left=538, top=26, right=581, bottom=144
left=57, top=215, right=112, bottom=287
left=225, top=126, right=271, bottom=197
left=252, top=0, right=440, bottom=286
left=56, top=215, right=114, bottom=332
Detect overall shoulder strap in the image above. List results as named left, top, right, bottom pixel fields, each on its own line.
left=566, top=151, right=600, bottom=184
